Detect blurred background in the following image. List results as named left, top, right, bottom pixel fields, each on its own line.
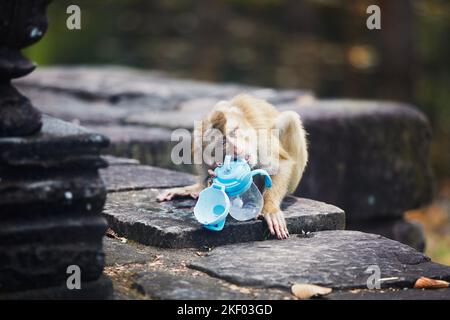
left=26, top=0, right=449, bottom=263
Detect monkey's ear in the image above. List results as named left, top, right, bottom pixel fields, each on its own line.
left=209, top=111, right=226, bottom=131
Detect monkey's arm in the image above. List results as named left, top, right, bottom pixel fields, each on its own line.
left=261, top=158, right=294, bottom=239
left=156, top=182, right=205, bottom=202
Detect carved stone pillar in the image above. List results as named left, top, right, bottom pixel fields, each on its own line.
left=0, top=0, right=51, bottom=136
left=0, top=1, right=112, bottom=298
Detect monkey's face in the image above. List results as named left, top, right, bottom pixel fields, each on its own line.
left=202, top=109, right=258, bottom=168
left=222, top=113, right=258, bottom=167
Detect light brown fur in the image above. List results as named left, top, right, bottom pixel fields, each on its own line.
left=157, top=94, right=308, bottom=239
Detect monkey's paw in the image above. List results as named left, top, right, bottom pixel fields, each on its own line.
left=156, top=188, right=199, bottom=202
left=260, top=211, right=289, bottom=239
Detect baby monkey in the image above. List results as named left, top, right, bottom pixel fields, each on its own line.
left=157, top=94, right=308, bottom=239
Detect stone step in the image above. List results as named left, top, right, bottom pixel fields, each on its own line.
left=103, top=232, right=450, bottom=300
left=101, top=161, right=344, bottom=248
left=104, top=189, right=344, bottom=248
left=189, top=230, right=450, bottom=290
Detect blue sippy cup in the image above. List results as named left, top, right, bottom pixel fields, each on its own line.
left=193, top=155, right=272, bottom=231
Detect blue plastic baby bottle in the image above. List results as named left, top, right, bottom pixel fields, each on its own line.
left=193, top=155, right=272, bottom=231
left=214, top=155, right=272, bottom=221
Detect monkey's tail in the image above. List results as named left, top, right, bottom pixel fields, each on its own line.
left=276, top=111, right=309, bottom=194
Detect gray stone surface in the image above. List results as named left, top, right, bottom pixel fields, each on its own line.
left=189, top=230, right=450, bottom=290
left=103, top=189, right=344, bottom=248
left=100, top=164, right=196, bottom=192
left=132, top=271, right=252, bottom=300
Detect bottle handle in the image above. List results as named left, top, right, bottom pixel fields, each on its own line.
left=212, top=183, right=226, bottom=191
left=250, top=169, right=272, bottom=188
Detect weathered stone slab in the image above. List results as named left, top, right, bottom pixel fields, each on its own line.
left=0, top=242, right=105, bottom=292
left=103, top=189, right=345, bottom=248
left=132, top=271, right=252, bottom=300
left=0, top=115, right=109, bottom=169
left=100, top=164, right=196, bottom=192
left=189, top=230, right=450, bottom=290
left=103, top=237, right=157, bottom=266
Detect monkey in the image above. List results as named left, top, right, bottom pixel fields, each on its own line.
left=157, top=94, right=308, bottom=239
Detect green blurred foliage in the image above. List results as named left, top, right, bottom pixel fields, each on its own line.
left=25, top=0, right=450, bottom=181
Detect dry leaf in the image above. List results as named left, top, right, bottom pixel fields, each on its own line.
left=350, top=289, right=362, bottom=294
left=106, top=228, right=127, bottom=243
left=291, top=283, right=332, bottom=299
left=414, top=277, right=449, bottom=289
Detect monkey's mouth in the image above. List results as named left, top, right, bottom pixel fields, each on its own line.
left=229, top=153, right=251, bottom=163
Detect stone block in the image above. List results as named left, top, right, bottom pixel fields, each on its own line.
left=103, top=188, right=344, bottom=248
left=190, top=230, right=450, bottom=290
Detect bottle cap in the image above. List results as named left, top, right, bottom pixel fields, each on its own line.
left=214, top=156, right=251, bottom=196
